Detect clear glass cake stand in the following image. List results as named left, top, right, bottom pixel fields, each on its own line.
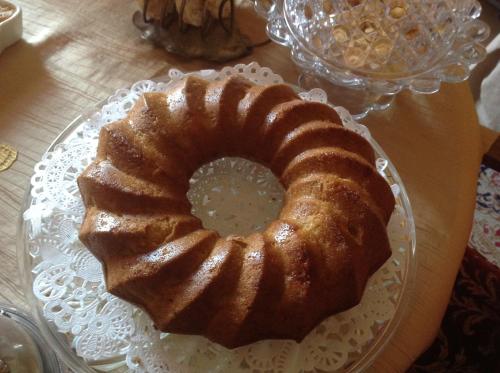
left=17, top=65, right=417, bottom=372
left=17, top=106, right=129, bottom=373
left=254, top=0, right=490, bottom=119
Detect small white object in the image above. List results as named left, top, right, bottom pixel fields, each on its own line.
left=0, top=0, right=21, bottom=54
left=476, top=33, right=500, bottom=131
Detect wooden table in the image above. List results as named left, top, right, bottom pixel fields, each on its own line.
left=0, top=1, right=485, bottom=371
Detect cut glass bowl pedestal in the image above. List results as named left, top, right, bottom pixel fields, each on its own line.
left=254, top=0, right=490, bottom=118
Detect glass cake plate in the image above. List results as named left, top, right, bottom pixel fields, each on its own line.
left=17, top=62, right=416, bottom=373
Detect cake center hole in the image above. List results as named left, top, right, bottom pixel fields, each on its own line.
left=187, top=157, right=285, bottom=237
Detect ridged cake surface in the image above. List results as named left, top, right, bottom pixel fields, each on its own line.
left=78, top=75, right=395, bottom=348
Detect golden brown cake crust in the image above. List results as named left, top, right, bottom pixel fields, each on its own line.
left=77, top=75, right=395, bottom=349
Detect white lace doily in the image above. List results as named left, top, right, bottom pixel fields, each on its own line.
left=21, top=62, right=416, bottom=373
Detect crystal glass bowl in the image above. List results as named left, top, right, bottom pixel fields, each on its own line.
left=254, top=0, right=490, bottom=118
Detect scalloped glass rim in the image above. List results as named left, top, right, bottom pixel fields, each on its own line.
left=260, top=0, right=489, bottom=84
left=282, top=2, right=455, bottom=81
left=17, top=72, right=417, bottom=373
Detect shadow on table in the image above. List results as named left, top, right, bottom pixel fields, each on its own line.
left=0, top=39, right=49, bottom=130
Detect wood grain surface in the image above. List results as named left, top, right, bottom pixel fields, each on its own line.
left=0, top=0, right=486, bottom=371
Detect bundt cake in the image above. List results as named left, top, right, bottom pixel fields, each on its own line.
left=77, top=75, right=395, bottom=348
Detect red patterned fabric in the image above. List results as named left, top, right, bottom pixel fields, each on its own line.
left=408, top=163, right=500, bottom=372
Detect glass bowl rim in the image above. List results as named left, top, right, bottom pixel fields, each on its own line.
left=277, top=0, right=480, bottom=81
